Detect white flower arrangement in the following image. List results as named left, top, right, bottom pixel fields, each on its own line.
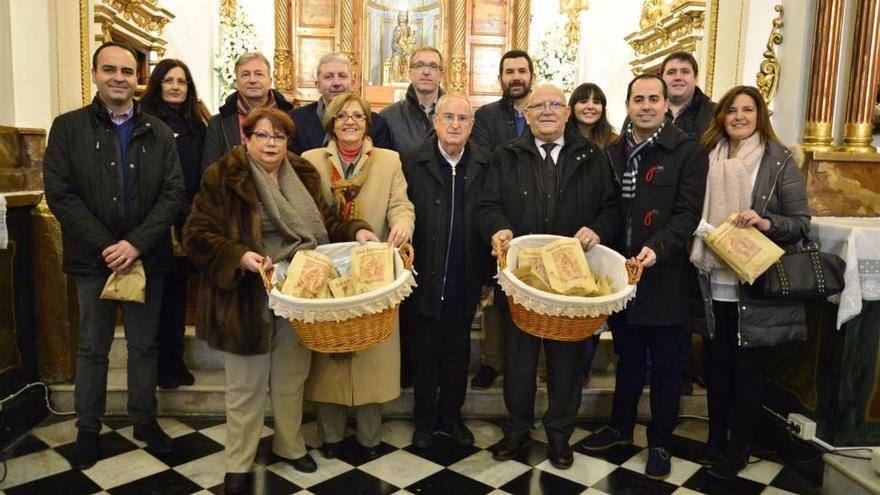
left=215, top=4, right=259, bottom=97
left=534, top=22, right=577, bottom=93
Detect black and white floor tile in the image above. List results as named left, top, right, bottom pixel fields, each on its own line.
left=0, top=415, right=823, bottom=495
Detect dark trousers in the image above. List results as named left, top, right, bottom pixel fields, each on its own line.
left=157, top=257, right=192, bottom=376
left=707, top=301, right=770, bottom=452
left=496, top=289, right=585, bottom=444
left=609, top=319, right=684, bottom=449
left=582, top=334, right=600, bottom=379
left=73, top=273, right=164, bottom=433
left=408, top=303, right=472, bottom=430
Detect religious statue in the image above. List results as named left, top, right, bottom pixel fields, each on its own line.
left=390, top=11, right=416, bottom=83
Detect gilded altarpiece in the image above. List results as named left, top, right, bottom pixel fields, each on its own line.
left=284, top=0, right=526, bottom=108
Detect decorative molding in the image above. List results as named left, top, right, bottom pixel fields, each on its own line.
left=339, top=0, right=357, bottom=83
left=512, top=0, right=531, bottom=51
left=93, top=1, right=175, bottom=76
left=104, top=0, right=172, bottom=36
left=704, top=0, right=718, bottom=97
left=560, top=0, right=588, bottom=50
left=80, top=0, right=90, bottom=106
left=273, top=0, right=292, bottom=92
left=625, top=0, right=707, bottom=74
left=802, top=0, right=845, bottom=152
left=755, top=4, right=783, bottom=107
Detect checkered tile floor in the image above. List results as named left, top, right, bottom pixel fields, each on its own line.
left=0, top=415, right=823, bottom=495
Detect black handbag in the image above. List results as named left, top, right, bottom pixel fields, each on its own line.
left=744, top=236, right=846, bottom=300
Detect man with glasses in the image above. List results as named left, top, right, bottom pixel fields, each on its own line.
left=380, top=47, right=446, bottom=155
left=203, top=51, right=293, bottom=169
left=477, top=84, right=620, bottom=469
left=401, top=95, right=493, bottom=449
left=288, top=52, right=394, bottom=154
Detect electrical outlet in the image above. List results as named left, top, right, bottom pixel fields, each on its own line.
left=787, top=413, right=817, bottom=441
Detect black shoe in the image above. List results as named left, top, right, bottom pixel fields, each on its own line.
left=470, top=365, right=499, bottom=389
left=157, top=373, right=181, bottom=389
left=696, top=444, right=723, bottom=467
left=708, top=444, right=749, bottom=480
left=321, top=441, right=342, bottom=459
left=547, top=439, right=574, bottom=469
left=578, top=426, right=632, bottom=452
left=439, top=422, right=475, bottom=447
left=280, top=453, right=318, bottom=473
left=491, top=436, right=530, bottom=461
left=412, top=428, right=434, bottom=449
left=360, top=443, right=380, bottom=460
left=178, top=366, right=195, bottom=386
left=224, top=472, right=253, bottom=495
left=71, top=431, right=100, bottom=470
left=645, top=447, right=672, bottom=480
left=133, top=420, right=174, bottom=454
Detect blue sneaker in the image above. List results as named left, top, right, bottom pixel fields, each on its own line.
left=645, top=447, right=671, bottom=480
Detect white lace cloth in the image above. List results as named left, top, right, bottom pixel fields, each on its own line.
left=496, top=235, right=638, bottom=318
left=811, top=217, right=880, bottom=329
left=266, top=242, right=417, bottom=323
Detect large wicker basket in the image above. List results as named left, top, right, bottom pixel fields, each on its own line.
left=259, top=242, right=415, bottom=353
left=496, top=235, right=642, bottom=342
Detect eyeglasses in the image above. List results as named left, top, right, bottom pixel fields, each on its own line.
left=410, top=62, right=443, bottom=72
left=437, top=113, right=473, bottom=126
left=250, top=130, right=287, bottom=143
left=525, top=101, right=567, bottom=112
left=334, top=112, right=367, bottom=122
left=161, top=77, right=188, bottom=87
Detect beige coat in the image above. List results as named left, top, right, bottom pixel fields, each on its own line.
left=302, top=138, right=415, bottom=405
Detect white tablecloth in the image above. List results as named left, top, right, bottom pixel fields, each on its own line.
left=811, top=217, right=880, bottom=328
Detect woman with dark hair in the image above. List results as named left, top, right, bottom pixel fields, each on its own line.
left=140, top=58, right=206, bottom=389
left=691, top=85, right=810, bottom=479
left=567, top=83, right=618, bottom=150
left=566, top=82, right=619, bottom=385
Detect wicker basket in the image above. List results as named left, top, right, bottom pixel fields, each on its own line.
left=495, top=235, right=642, bottom=342
left=260, top=242, right=415, bottom=353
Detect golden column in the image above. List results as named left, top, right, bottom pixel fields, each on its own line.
left=273, top=0, right=292, bottom=92
left=447, top=0, right=467, bottom=95
left=339, top=0, right=358, bottom=84
left=839, top=0, right=880, bottom=153
left=513, top=0, right=531, bottom=51
left=801, top=0, right=845, bottom=152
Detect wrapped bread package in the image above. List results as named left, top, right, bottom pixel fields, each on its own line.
left=541, top=238, right=599, bottom=296
left=350, top=243, right=395, bottom=294
left=328, top=275, right=354, bottom=298
left=704, top=213, right=785, bottom=284
left=281, top=250, right=335, bottom=298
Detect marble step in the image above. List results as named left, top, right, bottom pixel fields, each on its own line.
left=47, top=366, right=706, bottom=418
left=108, top=326, right=620, bottom=374
left=823, top=453, right=880, bottom=495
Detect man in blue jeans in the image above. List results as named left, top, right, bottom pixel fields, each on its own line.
left=579, top=74, right=707, bottom=480
left=43, top=41, right=184, bottom=470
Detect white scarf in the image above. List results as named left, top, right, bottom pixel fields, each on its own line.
left=690, top=132, right=765, bottom=273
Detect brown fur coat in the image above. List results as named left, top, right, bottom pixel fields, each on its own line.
left=183, top=146, right=370, bottom=355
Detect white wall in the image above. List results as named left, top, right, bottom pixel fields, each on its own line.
left=161, top=0, right=220, bottom=111
left=769, top=0, right=816, bottom=147
left=578, top=0, right=643, bottom=130
left=0, top=0, right=53, bottom=131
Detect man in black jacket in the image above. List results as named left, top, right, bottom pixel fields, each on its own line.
left=288, top=52, right=394, bottom=154
left=660, top=50, right=716, bottom=395
left=202, top=51, right=293, bottom=169
left=579, top=74, right=707, bottom=481
left=380, top=47, right=446, bottom=155
left=469, top=49, right=535, bottom=390
left=401, top=94, right=493, bottom=450
left=478, top=84, right=620, bottom=470
left=43, top=42, right=185, bottom=470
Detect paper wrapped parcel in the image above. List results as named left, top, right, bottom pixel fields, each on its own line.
left=701, top=213, right=785, bottom=284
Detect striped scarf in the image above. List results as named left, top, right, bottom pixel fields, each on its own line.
left=622, top=119, right=666, bottom=202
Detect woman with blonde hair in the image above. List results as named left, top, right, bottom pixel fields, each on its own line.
left=302, top=92, right=415, bottom=460
left=691, top=85, right=810, bottom=479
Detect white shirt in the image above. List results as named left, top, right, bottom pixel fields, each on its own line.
left=438, top=142, right=464, bottom=168
left=534, top=135, right=565, bottom=164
